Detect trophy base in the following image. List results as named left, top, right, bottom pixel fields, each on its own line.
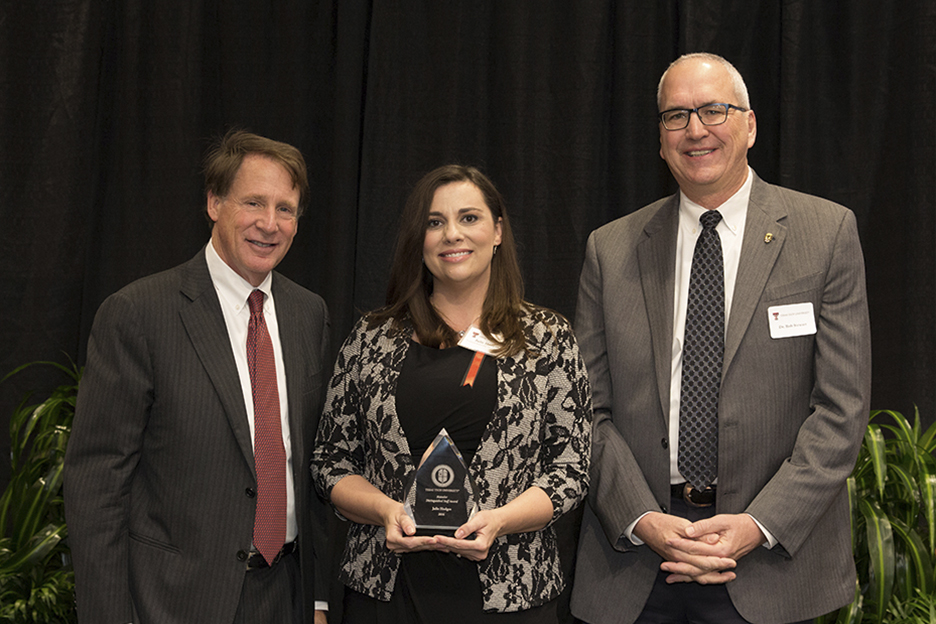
left=413, top=526, right=477, bottom=540
left=414, top=526, right=457, bottom=537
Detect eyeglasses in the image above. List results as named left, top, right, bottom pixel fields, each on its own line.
left=658, top=103, right=748, bottom=130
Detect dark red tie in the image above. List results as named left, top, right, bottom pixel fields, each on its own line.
left=247, top=290, right=286, bottom=565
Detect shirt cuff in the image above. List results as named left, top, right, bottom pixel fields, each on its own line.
left=622, top=511, right=654, bottom=546
left=746, top=513, right=778, bottom=549
left=315, top=601, right=329, bottom=611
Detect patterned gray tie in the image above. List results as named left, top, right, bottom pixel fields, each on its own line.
left=677, top=210, right=724, bottom=491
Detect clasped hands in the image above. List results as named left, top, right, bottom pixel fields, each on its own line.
left=633, top=511, right=766, bottom=585
left=383, top=502, right=502, bottom=562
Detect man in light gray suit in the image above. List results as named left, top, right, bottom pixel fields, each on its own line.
left=571, top=54, right=871, bottom=623
left=65, top=131, right=330, bottom=623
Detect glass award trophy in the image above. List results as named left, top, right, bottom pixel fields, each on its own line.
left=403, top=428, right=479, bottom=536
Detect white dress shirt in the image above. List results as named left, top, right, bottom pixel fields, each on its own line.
left=627, top=168, right=777, bottom=548
left=205, top=239, right=298, bottom=544
left=668, top=171, right=751, bottom=483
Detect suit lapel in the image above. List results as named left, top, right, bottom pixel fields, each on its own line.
left=637, top=196, right=679, bottom=423
left=179, top=249, right=256, bottom=472
left=724, top=176, right=788, bottom=374
left=271, top=275, right=305, bottom=476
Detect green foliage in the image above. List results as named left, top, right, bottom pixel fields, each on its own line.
left=818, top=409, right=936, bottom=624
left=882, top=588, right=936, bottom=624
left=0, top=361, right=80, bottom=623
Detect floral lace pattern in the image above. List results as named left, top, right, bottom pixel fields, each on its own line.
left=311, top=308, right=592, bottom=612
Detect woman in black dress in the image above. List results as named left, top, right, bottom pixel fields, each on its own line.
left=312, top=165, right=592, bottom=623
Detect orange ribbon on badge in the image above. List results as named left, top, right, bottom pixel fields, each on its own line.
left=461, top=352, right=486, bottom=387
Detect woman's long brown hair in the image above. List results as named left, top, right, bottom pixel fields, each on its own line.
left=367, top=165, right=534, bottom=357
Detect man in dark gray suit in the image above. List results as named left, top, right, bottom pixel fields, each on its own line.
left=571, top=54, right=871, bottom=623
left=65, top=131, right=330, bottom=623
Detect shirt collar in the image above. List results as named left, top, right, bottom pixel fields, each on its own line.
left=205, top=237, right=273, bottom=313
left=678, top=166, right=753, bottom=238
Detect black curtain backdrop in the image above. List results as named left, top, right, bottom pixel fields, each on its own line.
left=1, top=0, right=933, bottom=540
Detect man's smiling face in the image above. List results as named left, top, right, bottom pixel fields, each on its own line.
left=658, top=57, right=757, bottom=209
left=207, top=153, right=299, bottom=286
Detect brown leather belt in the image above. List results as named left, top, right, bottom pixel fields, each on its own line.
left=246, top=541, right=297, bottom=570
left=671, top=482, right=716, bottom=507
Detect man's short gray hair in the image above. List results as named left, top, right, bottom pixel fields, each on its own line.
left=657, top=52, right=751, bottom=110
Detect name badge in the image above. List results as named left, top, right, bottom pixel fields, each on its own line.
left=767, top=302, right=817, bottom=339
left=457, top=326, right=502, bottom=356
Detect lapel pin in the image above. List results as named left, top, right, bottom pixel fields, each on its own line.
left=764, top=233, right=773, bottom=243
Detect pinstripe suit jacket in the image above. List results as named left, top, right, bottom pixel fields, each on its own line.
left=570, top=174, right=871, bottom=624
left=64, top=248, right=330, bottom=623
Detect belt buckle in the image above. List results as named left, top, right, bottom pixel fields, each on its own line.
left=682, top=483, right=715, bottom=507
left=269, top=549, right=284, bottom=566
left=245, top=552, right=265, bottom=571
left=269, top=541, right=296, bottom=566
left=246, top=541, right=296, bottom=570
left=246, top=544, right=284, bottom=571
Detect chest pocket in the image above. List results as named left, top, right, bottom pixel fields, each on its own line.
left=763, top=271, right=823, bottom=303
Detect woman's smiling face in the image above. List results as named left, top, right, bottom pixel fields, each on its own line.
left=422, top=181, right=502, bottom=295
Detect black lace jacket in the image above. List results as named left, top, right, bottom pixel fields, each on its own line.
left=311, top=308, right=592, bottom=612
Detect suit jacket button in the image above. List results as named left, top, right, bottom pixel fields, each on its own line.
left=661, top=438, right=668, bottom=449
left=661, top=504, right=668, bottom=514
left=245, top=488, right=256, bottom=498
left=236, top=550, right=248, bottom=562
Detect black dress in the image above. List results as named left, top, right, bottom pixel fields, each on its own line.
left=342, top=341, right=558, bottom=624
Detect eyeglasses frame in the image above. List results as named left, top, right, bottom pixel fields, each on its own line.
left=657, top=103, right=749, bottom=131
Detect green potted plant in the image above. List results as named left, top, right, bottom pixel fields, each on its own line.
left=818, top=408, right=936, bottom=624
left=882, top=587, right=936, bottom=623
left=0, top=360, right=80, bottom=623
